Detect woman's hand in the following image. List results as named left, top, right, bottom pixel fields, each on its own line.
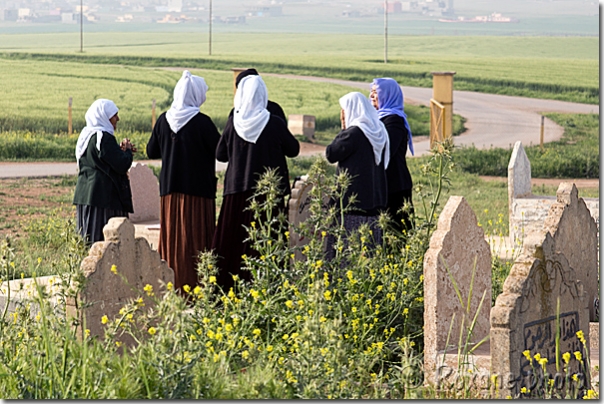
left=121, top=138, right=137, bottom=153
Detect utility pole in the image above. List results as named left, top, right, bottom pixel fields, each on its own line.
left=79, top=0, right=83, bottom=52
left=208, top=0, right=212, bottom=55
left=384, top=1, right=388, bottom=64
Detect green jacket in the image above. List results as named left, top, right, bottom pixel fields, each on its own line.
left=73, top=132, right=134, bottom=213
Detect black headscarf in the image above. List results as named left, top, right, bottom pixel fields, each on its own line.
left=235, top=69, right=259, bottom=88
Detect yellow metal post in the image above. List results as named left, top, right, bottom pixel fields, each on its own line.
left=431, top=71, right=456, bottom=146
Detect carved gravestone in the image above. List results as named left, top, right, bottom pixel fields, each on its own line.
left=423, top=196, right=492, bottom=385
left=543, top=183, right=599, bottom=322
left=70, top=217, right=173, bottom=344
left=508, top=141, right=533, bottom=244
left=128, top=162, right=160, bottom=223
left=490, top=234, right=590, bottom=397
left=288, top=175, right=314, bottom=261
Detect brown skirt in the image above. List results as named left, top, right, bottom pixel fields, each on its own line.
left=159, top=193, right=215, bottom=292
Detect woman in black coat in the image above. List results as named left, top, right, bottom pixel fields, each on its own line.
left=147, top=70, right=220, bottom=293
left=73, top=99, right=135, bottom=245
left=212, top=75, right=299, bottom=292
left=370, top=78, right=415, bottom=233
left=325, top=91, right=389, bottom=255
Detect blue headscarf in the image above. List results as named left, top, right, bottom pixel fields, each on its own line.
left=371, top=78, right=414, bottom=156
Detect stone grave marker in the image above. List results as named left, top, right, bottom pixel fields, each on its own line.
left=288, top=175, right=313, bottom=261
left=423, top=196, right=492, bottom=386
left=128, top=162, right=160, bottom=223
left=69, top=217, right=174, bottom=344
left=490, top=201, right=591, bottom=399
left=543, top=183, right=599, bottom=321
left=288, top=114, right=315, bottom=140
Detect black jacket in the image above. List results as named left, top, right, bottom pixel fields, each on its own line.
left=217, top=114, right=300, bottom=196
left=325, top=126, right=388, bottom=215
left=147, top=112, right=221, bottom=198
left=382, top=114, right=413, bottom=193
left=73, top=132, right=134, bottom=212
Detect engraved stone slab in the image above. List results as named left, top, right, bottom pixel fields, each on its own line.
left=423, top=196, right=492, bottom=385
left=73, top=217, right=173, bottom=344
left=288, top=175, right=313, bottom=261
left=543, top=183, right=599, bottom=321
left=288, top=114, right=315, bottom=140
left=490, top=232, right=590, bottom=398
left=128, top=162, right=160, bottom=223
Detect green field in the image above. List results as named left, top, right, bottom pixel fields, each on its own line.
left=0, top=33, right=598, bottom=104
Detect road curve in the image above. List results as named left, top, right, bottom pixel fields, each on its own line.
left=0, top=74, right=598, bottom=178
left=265, top=73, right=599, bottom=156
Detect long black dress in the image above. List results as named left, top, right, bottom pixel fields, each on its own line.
left=212, top=114, right=299, bottom=292
left=381, top=114, right=414, bottom=233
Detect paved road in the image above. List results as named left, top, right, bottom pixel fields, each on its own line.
left=0, top=75, right=598, bottom=178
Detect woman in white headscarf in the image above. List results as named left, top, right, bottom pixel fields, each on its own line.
left=73, top=98, right=136, bottom=244
left=213, top=75, right=300, bottom=292
left=325, top=92, right=389, bottom=257
left=147, top=70, right=220, bottom=293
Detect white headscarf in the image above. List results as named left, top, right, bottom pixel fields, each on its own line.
left=339, top=92, right=390, bottom=168
left=166, top=70, right=208, bottom=133
left=75, top=99, right=119, bottom=162
left=233, top=75, right=270, bottom=144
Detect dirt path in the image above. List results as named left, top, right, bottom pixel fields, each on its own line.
left=479, top=175, right=599, bottom=188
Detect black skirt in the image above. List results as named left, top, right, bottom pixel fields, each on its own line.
left=76, top=204, right=128, bottom=244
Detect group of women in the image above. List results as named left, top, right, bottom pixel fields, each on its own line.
left=73, top=69, right=414, bottom=294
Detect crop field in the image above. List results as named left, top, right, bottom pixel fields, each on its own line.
left=0, top=33, right=598, bottom=103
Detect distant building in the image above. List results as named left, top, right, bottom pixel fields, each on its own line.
left=387, top=2, right=402, bottom=13
left=0, top=9, right=18, bottom=21
left=247, top=6, right=282, bottom=17
left=116, top=14, right=134, bottom=22
left=342, top=10, right=360, bottom=18
left=61, top=12, right=76, bottom=23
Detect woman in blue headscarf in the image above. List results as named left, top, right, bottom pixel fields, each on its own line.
left=370, top=78, right=414, bottom=234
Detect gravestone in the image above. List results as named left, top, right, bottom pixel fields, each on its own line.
left=423, top=196, right=492, bottom=386
left=543, top=183, right=599, bottom=321
left=69, top=217, right=174, bottom=344
left=288, top=114, right=315, bottom=140
left=490, top=220, right=591, bottom=397
left=128, top=162, right=160, bottom=223
left=288, top=175, right=313, bottom=261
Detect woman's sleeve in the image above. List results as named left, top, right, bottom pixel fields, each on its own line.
left=99, top=133, right=133, bottom=174
left=216, top=117, right=232, bottom=162
left=146, top=118, right=162, bottom=159
left=325, top=128, right=355, bottom=164
left=278, top=120, right=300, bottom=158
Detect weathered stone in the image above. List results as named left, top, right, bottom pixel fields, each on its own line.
left=423, top=196, right=492, bottom=386
left=507, top=142, right=599, bottom=246
left=70, top=217, right=173, bottom=345
left=490, top=232, right=590, bottom=398
left=543, top=183, right=599, bottom=321
left=288, top=114, right=315, bottom=140
left=128, top=162, right=160, bottom=223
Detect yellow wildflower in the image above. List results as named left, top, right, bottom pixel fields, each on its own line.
left=166, top=282, right=173, bottom=291
left=101, top=315, right=108, bottom=325
left=110, top=265, right=118, bottom=274
left=574, top=351, right=582, bottom=361
left=148, top=327, right=157, bottom=335
left=562, top=352, right=571, bottom=364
